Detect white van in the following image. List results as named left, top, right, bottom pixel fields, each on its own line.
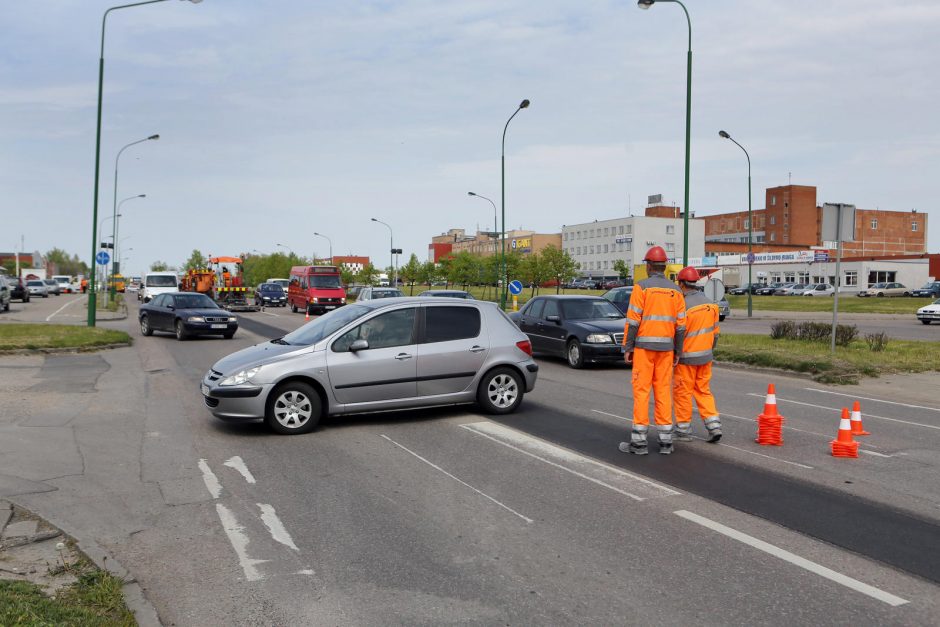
left=139, top=271, right=179, bottom=302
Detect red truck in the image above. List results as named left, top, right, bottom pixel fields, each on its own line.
left=287, top=265, right=346, bottom=315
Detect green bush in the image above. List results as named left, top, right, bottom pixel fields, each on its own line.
left=769, top=321, right=858, bottom=346
left=770, top=320, right=796, bottom=339
left=866, top=331, right=890, bottom=352
left=835, top=324, right=859, bottom=347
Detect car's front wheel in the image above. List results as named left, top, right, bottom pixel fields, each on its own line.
left=566, top=339, right=585, bottom=369
left=265, top=382, right=321, bottom=435
left=477, top=367, right=524, bottom=414
left=175, top=320, right=188, bottom=341
left=140, top=315, right=153, bottom=336
left=920, top=320, right=931, bottom=325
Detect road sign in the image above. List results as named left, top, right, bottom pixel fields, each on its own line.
left=703, top=278, right=726, bottom=303
left=508, top=280, right=523, bottom=295
left=746, top=252, right=756, bottom=264
left=814, top=251, right=830, bottom=262
left=96, top=251, right=110, bottom=265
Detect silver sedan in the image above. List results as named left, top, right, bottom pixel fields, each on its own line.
left=201, top=297, right=538, bottom=434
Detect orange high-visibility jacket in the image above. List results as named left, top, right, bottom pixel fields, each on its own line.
left=623, top=273, right=686, bottom=353
left=679, top=289, right=720, bottom=365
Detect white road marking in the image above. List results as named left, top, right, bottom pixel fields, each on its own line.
left=689, top=435, right=814, bottom=469
left=722, top=412, right=882, bottom=450
left=224, top=456, right=257, bottom=484
left=260, top=310, right=280, bottom=317
left=198, top=459, right=223, bottom=499
left=296, top=569, right=315, bottom=575
left=747, top=394, right=940, bottom=431
left=380, top=434, right=533, bottom=524
left=592, top=409, right=631, bottom=421
left=860, top=449, right=894, bottom=458
left=45, top=296, right=82, bottom=322
left=674, top=510, right=909, bottom=607
left=257, top=503, right=299, bottom=551
left=215, top=503, right=267, bottom=582
left=804, top=388, right=940, bottom=413
left=461, top=421, right=679, bottom=499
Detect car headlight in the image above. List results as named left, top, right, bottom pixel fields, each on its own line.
left=228, top=316, right=237, bottom=322
left=220, top=366, right=261, bottom=386
left=313, top=297, right=319, bottom=303
left=188, top=316, right=206, bottom=322
left=586, top=333, right=614, bottom=344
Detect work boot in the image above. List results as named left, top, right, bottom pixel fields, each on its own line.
left=675, top=422, right=693, bottom=442
left=657, top=424, right=675, bottom=454
left=704, top=417, right=722, bottom=443
left=658, top=441, right=675, bottom=455
left=619, top=427, right=648, bottom=455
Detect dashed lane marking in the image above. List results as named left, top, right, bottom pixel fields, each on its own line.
left=804, top=388, right=940, bottom=413
left=747, top=394, right=940, bottom=431
left=198, top=459, right=223, bottom=499
left=215, top=503, right=268, bottom=582
left=257, top=504, right=299, bottom=551
left=224, top=456, right=257, bottom=484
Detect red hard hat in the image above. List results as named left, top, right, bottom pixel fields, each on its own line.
left=677, top=266, right=700, bottom=283
left=643, top=246, right=668, bottom=263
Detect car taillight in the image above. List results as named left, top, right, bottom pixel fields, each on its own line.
left=515, top=339, right=533, bottom=356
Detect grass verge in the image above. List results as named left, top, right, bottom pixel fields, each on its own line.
left=0, top=324, right=131, bottom=351
left=0, top=569, right=135, bottom=626
left=391, top=284, right=606, bottom=306
left=93, top=293, right=124, bottom=313
left=726, top=294, right=932, bottom=314
left=716, top=333, right=940, bottom=384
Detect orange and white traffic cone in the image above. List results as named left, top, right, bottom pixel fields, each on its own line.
left=850, top=401, right=870, bottom=436
left=830, top=407, right=859, bottom=458
left=756, top=383, right=784, bottom=446
left=305, top=307, right=310, bottom=321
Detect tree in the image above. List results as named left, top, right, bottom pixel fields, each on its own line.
left=1, top=260, right=16, bottom=275
left=150, top=261, right=170, bottom=272
left=183, top=249, right=208, bottom=272
left=339, top=265, right=356, bottom=287
left=44, top=248, right=90, bottom=277
left=448, top=251, right=480, bottom=289
left=416, top=261, right=435, bottom=288
left=613, top=259, right=630, bottom=281
left=519, top=252, right=551, bottom=297
left=357, top=263, right=379, bottom=286
left=400, top=254, right=421, bottom=295
left=541, top=245, right=580, bottom=294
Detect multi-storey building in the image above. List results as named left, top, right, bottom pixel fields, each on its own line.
left=428, top=228, right=561, bottom=261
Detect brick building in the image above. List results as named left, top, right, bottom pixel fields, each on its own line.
left=703, top=185, right=927, bottom=256
left=429, top=228, right=561, bottom=261
left=330, top=255, right=370, bottom=272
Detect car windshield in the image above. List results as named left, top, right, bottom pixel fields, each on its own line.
left=173, top=294, right=218, bottom=309
left=147, top=275, right=177, bottom=287
left=259, top=284, right=284, bottom=293
left=373, top=290, right=403, bottom=298
left=27, top=281, right=43, bottom=286
left=561, top=299, right=623, bottom=320
left=310, top=275, right=341, bottom=288
left=281, top=304, right=370, bottom=346
left=44, top=280, right=56, bottom=285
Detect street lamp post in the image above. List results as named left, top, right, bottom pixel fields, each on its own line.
left=500, top=99, right=530, bottom=309
left=87, top=0, right=202, bottom=326
left=110, top=135, right=158, bottom=293
left=110, top=194, right=145, bottom=299
left=276, top=243, right=295, bottom=258
left=371, top=218, right=396, bottom=286
left=719, top=130, right=753, bottom=318
left=313, top=232, right=333, bottom=264
left=638, top=0, right=692, bottom=266
left=468, top=191, right=498, bottom=260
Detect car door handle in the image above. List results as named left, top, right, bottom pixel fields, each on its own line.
left=469, top=345, right=485, bottom=353
left=394, top=353, right=413, bottom=361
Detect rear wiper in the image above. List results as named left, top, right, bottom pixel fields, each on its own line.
left=270, top=338, right=291, bottom=345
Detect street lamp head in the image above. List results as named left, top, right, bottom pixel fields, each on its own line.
left=148, top=134, right=160, bottom=141
left=638, top=0, right=655, bottom=9
left=370, top=218, right=378, bottom=222
left=719, top=130, right=731, bottom=139
left=137, top=194, right=146, bottom=198
left=519, top=99, right=530, bottom=109
left=468, top=191, right=477, bottom=196
left=182, top=0, right=203, bottom=4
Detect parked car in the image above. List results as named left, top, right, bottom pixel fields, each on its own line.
left=728, top=283, right=758, bottom=295
left=139, top=292, right=238, bottom=341
left=357, top=287, right=404, bottom=301
left=417, top=290, right=475, bottom=299
left=755, top=282, right=784, bottom=296
left=857, top=282, right=910, bottom=297
left=43, top=279, right=62, bottom=296
left=7, top=276, right=30, bottom=302
left=802, top=283, right=835, bottom=296
left=255, top=283, right=287, bottom=307
left=0, top=277, right=10, bottom=312
left=201, top=298, right=537, bottom=434
left=510, top=295, right=626, bottom=368
left=716, top=295, right=730, bottom=321
left=778, top=283, right=808, bottom=296
left=772, top=283, right=797, bottom=295
left=911, top=282, right=940, bottom=298
left=916, top=298, right=940, bottom=325
left=601, top=286, right=633, bottom=314
left=26, top=280, right=49, bottom=298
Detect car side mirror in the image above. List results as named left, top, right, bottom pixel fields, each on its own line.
left=167, top=305, right=175, bottom=310
left=546, top=315, right=561, bottom=324
left=349, top=339, right=369, bottom=352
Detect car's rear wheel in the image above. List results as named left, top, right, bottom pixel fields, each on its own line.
left=175, top=320, right=188, bottom=341
left=265, top=382, right=321, bottom=435
left=877, top=293, right=884, bottom=297
left=140, top=315, right=153, bottom=336
left=567, top=339, right=585, bottom=369
left=921, top=320, right=931, bottom=325
left=477, top=367, right=524, bottom=414
left=291, top=301, right=298, bottom=313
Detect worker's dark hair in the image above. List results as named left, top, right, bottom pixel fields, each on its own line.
left=648, top=261, right=666, bottom=273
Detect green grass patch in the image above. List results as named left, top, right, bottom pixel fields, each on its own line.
left=726, top=294, right=931, bottom=314
left=716, top=333, right=940, bottom=384
left=0, top=570, right=135, bottom=626
left=0, top=324, right=130, bottom=351
left=93, top=293, right=124, bottom=312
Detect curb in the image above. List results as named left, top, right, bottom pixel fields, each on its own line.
left=713, top=360, right=825, bottom=383
left=1, top=499, right=162, bottom=626
left=0, top=342, right=132, bottom=357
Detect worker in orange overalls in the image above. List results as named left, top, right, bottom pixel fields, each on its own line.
left=619, top=246, right=686, bottom=455
left=80, top=278, right=88, bottom=294
left=673, top=267, right=723, bottom=443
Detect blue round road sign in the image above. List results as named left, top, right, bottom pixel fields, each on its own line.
left=746, top=252, right=756, bottom=264
left=508, top=280, right=524, bottom=295
left=96, top=251, right=110, bottom=265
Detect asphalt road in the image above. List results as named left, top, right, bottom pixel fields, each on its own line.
left=2, top=298, right=940, bottom=625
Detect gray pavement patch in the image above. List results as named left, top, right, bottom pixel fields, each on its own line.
left=0, top=474, right=57, bottom=498
left=0, top=342, right=132, bottom=357
left=3, top=519, right=38, bottom=539
left=30, top=353, right=109, bottom=393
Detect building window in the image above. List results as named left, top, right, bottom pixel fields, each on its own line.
left=603, top=244, right=609, bottom=253
left=798, top=271, right=809, bottom=283
left=563, top=232, right=568, bottom=241
left=771, top=195, right=777, bottom=206
left=604, top=227, right=610, bottom=236
left=625, top=242, right=632, bottom=251
left=868, top=270, right=896, bottom=285
left=666, top=225, right=675, bottom=234
left=626, top=225, right=632, bottom=234
left=665, top=243, right=675, bottom=252
left=912, top=221, right=918, bottom=232
left=590, top=245, right=595, bottom=254
left=844, top=271, right=858, bottom=287
left=871, top=219, right=878, bottom=230
left=770, top=232, right=776, bottom=242
left=603, top=260, right=609, bottom=269
left=769, top=215, right=776, bottom=225
left=619, top=226, right=624, bottom=234
left=743, top=219, right=749, bottom=229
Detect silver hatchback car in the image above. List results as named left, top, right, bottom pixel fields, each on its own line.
left=201, top=297, right=538, bottom=434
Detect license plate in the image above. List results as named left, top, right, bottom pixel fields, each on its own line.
left=324, top=306, right=336, bottom=310
left=201, top=384, right=209, bottom=396
left=211, top=324, right=227, bottom=329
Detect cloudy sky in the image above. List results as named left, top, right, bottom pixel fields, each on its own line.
left=2, top=0, right=938, bottom=275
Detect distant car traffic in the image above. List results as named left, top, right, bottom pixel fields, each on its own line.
left=802, top=283, right=835, bottom=296
left=7, top=276, right=30, bottom=302
left=857, top=282, right=910, bottom=297
left=755, top=282, right=784, bottom=296
left=728, top=283, right=759, bottom=295
left=911, top=282, right=940, bottom=298
left=201, top=298, right=537, bottom=435
left=418, top=290, right=475, bottom=299
left=26, top=280, right=48, bottom=298
left=267, top=278, right=290, bottom=291
left=139, top=292, right=238, bottom=341
left=916, top=298, right=940, bottom=325
left=510, top=295, right=626, bottom=368
left=43, top=279, right=62, bottom=296
left=779, top=283, right=809, bottom=296
left=254, top=283, right=287, bottom=307
left=772, top=283, right=797, bottom=295
left=357, top=287, right=404, bottom=301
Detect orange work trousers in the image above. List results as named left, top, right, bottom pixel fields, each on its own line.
left=673, top=362, right=718, bottom=424
left=631, top=348, right=675, bottom=427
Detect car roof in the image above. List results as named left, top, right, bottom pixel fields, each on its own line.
left=353, top=296, right=484, bottom=309
left=532, top=294, right=606, bottom=300
left=421, top=290, right=468, bottom=294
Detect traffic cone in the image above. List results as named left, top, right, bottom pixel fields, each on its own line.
left=850, top=401, right=870, bottom=436
left=305, top=308, right=310, bottom=321
left=830, top=408, right=859, bottom=458
left=755, top=384, right=784, bottom=446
